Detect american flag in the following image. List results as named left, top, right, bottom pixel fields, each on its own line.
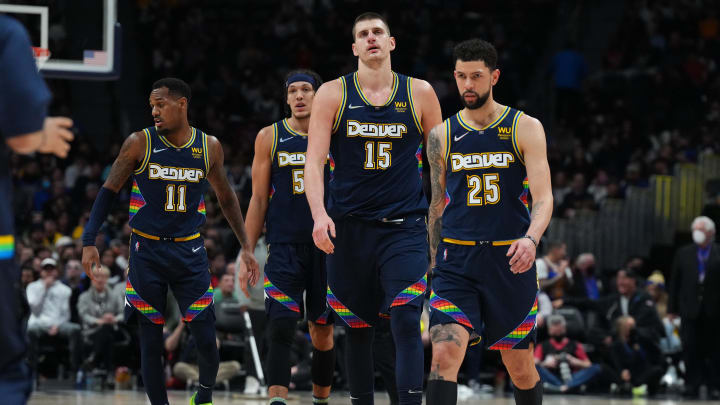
left=83, top=50, right=107, bottom=66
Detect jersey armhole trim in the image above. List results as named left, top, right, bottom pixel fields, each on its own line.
left=444, top=119, right=451, bottom=163
left=134, top=129, right=151, bottom=175
left=270, top=123, right=278, bottom=163
left=332, top=77, right=347, bottom=134
left=202, top=132, right=210, bottom=174
left=511, top=111, right=525, bottom=165
left=407, top=77, right=424, bottom=135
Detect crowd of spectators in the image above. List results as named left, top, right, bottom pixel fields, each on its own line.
left=550, top=0, right=720, bottom=218
left=6, top=0, right=720, bottom=399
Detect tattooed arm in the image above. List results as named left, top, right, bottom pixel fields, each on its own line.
left=507, top=114, right=553, bottom=273
left=427, top=123, right=448, bottom=270
left=206, top=135, right=259, bottom=276
left=82, top=132, right=145, bottom=279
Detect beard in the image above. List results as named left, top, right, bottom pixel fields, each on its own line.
left=461, top=88, right=490, bottom=110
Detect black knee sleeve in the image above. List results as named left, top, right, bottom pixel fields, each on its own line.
left=267, top=317, right=297, bottom=387
left=311, top=346, right=335, bottom=387
left=513, top=380, right=543, bottom=405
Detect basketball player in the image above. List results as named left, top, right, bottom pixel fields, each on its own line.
left=81, top=78, right=258, bottom=405
left=424, top=39, right=552, bottom=405
left=0, top=15, right=74, bottom=405
left=305, top=12, right=442, bottom=405
left=236, top=69, right=335, bottom=405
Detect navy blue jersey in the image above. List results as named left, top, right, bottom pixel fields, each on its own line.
left=0, top=16, right=51, bottom=256
left=129, top=126, right=210, bottom=237
left=266, top=119, right=331, bottom=243
left=328, top=71, right=426, bottom=220
left=441, top=107, right=530, bottom=242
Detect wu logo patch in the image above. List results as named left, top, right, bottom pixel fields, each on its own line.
left=191, top=147, right=203, bottom=159
left=394, top=101, right=407, bottom=113
left=497, top=127, right=512, bottom=139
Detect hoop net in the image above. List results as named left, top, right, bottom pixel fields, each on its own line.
left=32, top=47, right=51, bottom=69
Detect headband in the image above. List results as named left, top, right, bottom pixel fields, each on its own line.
left=286, top=73, right=316, bottom=89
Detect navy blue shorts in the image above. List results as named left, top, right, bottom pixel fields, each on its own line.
left=0, top=259, right=28, bottom=371
left=125, top=232, right=214, bottom=325
left=429, top=240, right=538, bottom=349
left=326, top=214, right=428, bottom=328
left=263, top=242, right=331, bottom=324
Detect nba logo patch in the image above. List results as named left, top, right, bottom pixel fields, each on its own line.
left=443, top=248, right=447, bottom=261
left=135, top=241, right=140, bottom=252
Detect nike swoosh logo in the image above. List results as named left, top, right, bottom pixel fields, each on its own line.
left=153, top=147, right=168, bottom=153
left=278, top=137, right=293, bottom=143
left=348, top=104, right=364, bottom=109
left=454, top=131, right=470, bottom=142
left=350, top=396, right=359, bottom=400
left=408, top=390, right=423, bottom=394
left=192, top=246, right=203, bottom=253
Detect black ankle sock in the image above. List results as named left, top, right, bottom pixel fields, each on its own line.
left=426, top=380, right=457, bottom=405
left=513, top=381, right=543, bottom=405
left=188, top=321, right=219, bottom=403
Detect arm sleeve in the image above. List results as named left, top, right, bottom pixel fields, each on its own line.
left=0, top=16, right=51, bottom=138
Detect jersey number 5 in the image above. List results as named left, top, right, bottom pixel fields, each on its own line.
left=466, top=173, right=500, bottom=206
left=165, top=184, right=187, bottom=212
left=292, top=169, right=305, bottom=194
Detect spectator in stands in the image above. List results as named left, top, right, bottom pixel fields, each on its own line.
left=76, top=265, right=123, bottom=385
left=168, top=322, right=241, bottom=387
left=558, top=173, right=597, bottom=218
left=669, top=216, right=720, bottom=398
left=608, top=316, right=664, bottom=397
left=566, top=253, right=602, bottom=300
left=646, top=271, right=681, bottom=354
left=557, top=268, right=665, bottom=351
left=214, top=273, right=238, bottom=305
left=62, top=258, right=88, bottom=323
left=26, top=258, right=82, bottom=379
left=534, top=314, right=601, bottom=393
left=551, top=39, right=587, bottom=126
left=536, top=241, right=573, bottom=299
left=20, top=266, right=36, bottom=289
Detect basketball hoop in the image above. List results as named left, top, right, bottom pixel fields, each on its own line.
left=32, top=47, right=51, bottom=69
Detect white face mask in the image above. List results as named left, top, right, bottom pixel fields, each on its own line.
left=693, top=230, right=707, bottom=245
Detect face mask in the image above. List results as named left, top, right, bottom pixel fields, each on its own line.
left=551, top=334, right=566, bottom=343
left=693, top=230, right=707, bottom=245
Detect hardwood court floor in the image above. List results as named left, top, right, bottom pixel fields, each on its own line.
left=27, top=390, right=710, bottom=405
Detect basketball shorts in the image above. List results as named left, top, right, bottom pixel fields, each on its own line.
left=0, top=257, right=28, bottom=371
left=326, top=214, right=428, bottom=328
left=263, top=242, right=332, bottom=324
left=125, top=232, right=214, bottom=325
left=429, top=239, right=538, bottom=349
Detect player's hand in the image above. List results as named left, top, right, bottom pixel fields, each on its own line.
left=312, top=213, right=336, bottom=254
left=39, top=117, right=74, bottom=158
left=236, top=250, right=258, bottom=298
left=507, top=237, right=536, bottom=273
left=81, top=246, right=101, bottom=281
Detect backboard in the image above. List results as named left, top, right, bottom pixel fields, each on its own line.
left=0, top=0, right=121, bottom=80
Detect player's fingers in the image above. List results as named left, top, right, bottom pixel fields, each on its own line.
left=58, top=128, right=75, bottom=141
left=240, top=281, right=250, bottom=298
left=506, top=242, right=518, bottom=257
left=329, top=221, right=336, bottom=238
left=52, top=117, right=74, bottom=128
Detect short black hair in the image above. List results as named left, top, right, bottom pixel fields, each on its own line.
left=453, top=38, right=498, bottom=70
left=547, top=240, right=565, bottom=251
left=352, top=12, right=391, bottom=38
left=284, top=69, right=323, bottom=93
left=152, top=77, right=191, bottom=103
